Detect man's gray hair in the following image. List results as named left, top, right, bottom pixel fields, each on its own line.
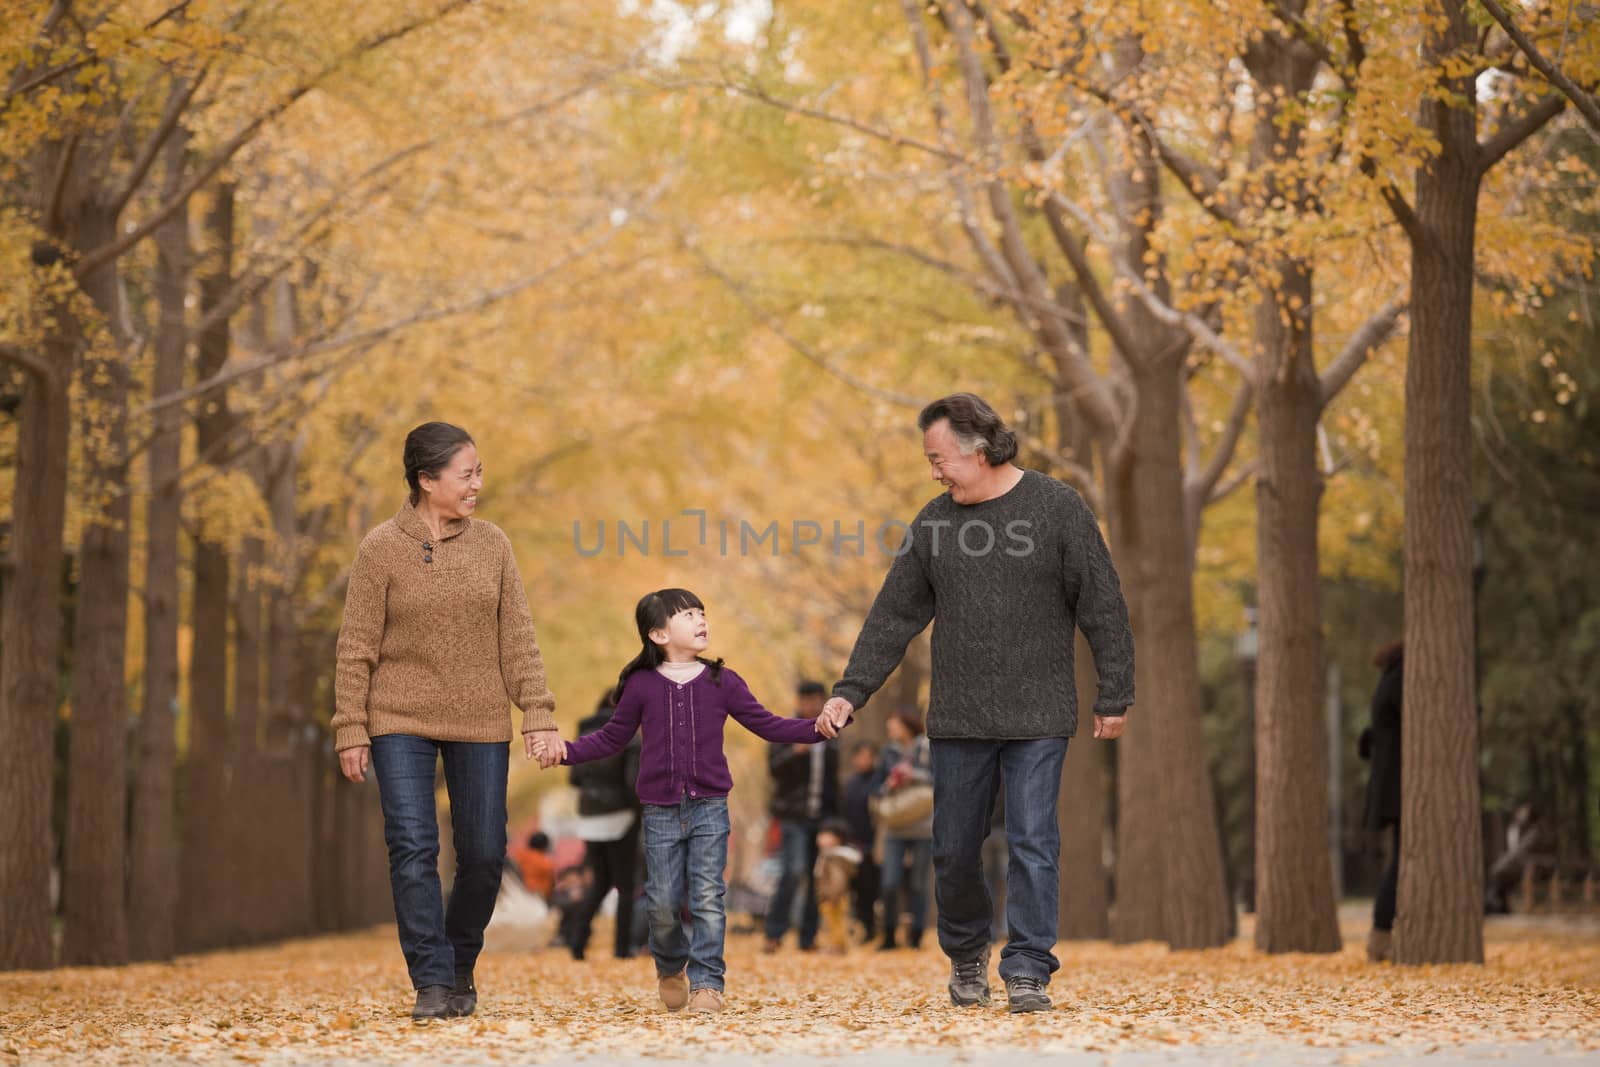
left=917, top=393, right=1019, bottom=466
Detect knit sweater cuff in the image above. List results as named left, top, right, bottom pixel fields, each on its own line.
left=520, top=708, right=558, bottom=734
left=334, top=724, right=372, bottom=751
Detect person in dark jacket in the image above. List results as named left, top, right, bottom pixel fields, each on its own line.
left=1358, top=639, right=1402, bottom=962
left=763, top=680, right=840, bottom=952
left=843, top=741, right=882, bottom=943
left=565, top=689, right=644, bottom=960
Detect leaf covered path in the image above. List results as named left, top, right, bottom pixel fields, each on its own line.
left=3, top=915, right=1597, bottom=1064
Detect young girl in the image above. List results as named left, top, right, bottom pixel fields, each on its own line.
left=535, top=589, right=840, bottom=1014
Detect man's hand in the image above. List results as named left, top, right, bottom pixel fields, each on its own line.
left=339, top=745, right=370, bottom=783
left=1093, top=713, right=1128, bottom=741
left=818, top=697, right=853, bottom=739
left=525, top=730, right=565, bottom=769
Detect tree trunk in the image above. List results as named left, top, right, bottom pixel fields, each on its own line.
left=231, top=512, right=265, bottom=944
left=0, top=319, right=72, bottom=971
left=1251, top=254, right=1340, bottom=953
left=1053, top=381, right=1110, bottom=940
left=1245, top=26, right=1342, bottom=955
left=1397, top=0, right=1485, bottom=966
left=1128, top=352, right=1235, bottom=949
left=1108, top=445, right=1166, bottom=943
left=1103, top=55, right=1233, bottom=947
left=60, top=203, right=133, bottom=967
left=265, top=435, right=318, bottom=939
left=180, top=183, right=238, bottom=952
left=1059, top=632, right=1109, bottom=939
left=128, top=134, right=190, bottom=962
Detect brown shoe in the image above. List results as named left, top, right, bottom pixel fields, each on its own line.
left=761, top=938, right=780, bottom=954
left=1366, top=927, right=1393, bottom=963
left=687, top=987, right=724, bottom=1014
left=658, top=971, right=690, bottom=1011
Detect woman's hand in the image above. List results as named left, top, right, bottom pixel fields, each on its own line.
left=524, top=730, right=565, bottom=769
left=339, top=745, right=371, bottom=783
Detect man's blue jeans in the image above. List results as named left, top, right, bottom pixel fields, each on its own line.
left=763, top=817, right=820, bottom=948
left=643, top=794, right=730, bottom=992
left=370, top=734, right=508, bottom=990
left=930, top=737, right=1070, bottom=983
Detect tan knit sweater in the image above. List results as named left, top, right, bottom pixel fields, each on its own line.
left=331, top=502, right=557, bottom=751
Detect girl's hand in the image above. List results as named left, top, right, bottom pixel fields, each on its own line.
left=338, top=746, right=371, bottom=783
left=525, top=730, right=565, bottom=768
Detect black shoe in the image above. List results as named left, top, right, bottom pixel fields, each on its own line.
left=908, top=929, right=924, bottom=950
left=1004, top=975, right=1052, bottom=1014
left=948, top=947, right=991, bottom=1007
left=413, top=984, right=451, bottom=1021
left=876, top=938, right=899, bottom=952
left=447, top=975, right=476, bottom=1018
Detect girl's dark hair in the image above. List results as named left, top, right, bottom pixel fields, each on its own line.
left=1373, top=639, right=1404, bottom=671
left=917, top=392, right=1018, bottom=466
left=403, top=421, right=475, bottom=506
left=889, top=707, right=926, bottom=738
left=616, top=588, right=724, bottom=694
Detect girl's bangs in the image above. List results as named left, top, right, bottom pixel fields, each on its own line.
left=655, top=588, right=704, bottom=617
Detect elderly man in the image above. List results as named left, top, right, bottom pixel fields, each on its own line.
left=817, top=392, right=1134, bottom=1014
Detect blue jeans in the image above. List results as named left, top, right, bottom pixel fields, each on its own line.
left=880, top=835, right=932, bottom=943
left=930, top=737, right=1069, bottom=983
left=763, top=817, right=819, bottom=947
left=370, top=734, right=508, bottom=989
left=643, top=795, right=730, bottom=992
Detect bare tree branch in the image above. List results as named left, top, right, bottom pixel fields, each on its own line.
left=74, top=0, right=475, bottom=279
left=1047, top=190, right=1256, bottom=376
left=110, top=70, right=208, bottom=216
left=144, top=224, right=616, bottom=415
left=1478, top=92, right=1570, bottom=175
left=686, top=241, right=922, bottom=408
left=1477, top=0, right=1600, bottom=132
left=938, top=0, right=1124, bottom=436
left=1318, top=295, right=1407, bottom=408
left=0, top=343, right=53, bottom=382
left=1208, top=459, right=1259, bottom=505
left=1189, top=382, right=1255, bottom=504
left=654, top=75, right=963, bottom=163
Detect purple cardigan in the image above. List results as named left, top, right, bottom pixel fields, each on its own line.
left=563, top=665, right=823, bottom=806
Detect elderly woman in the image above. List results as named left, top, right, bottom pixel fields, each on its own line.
left=332, top=422, right=562, bottom=1021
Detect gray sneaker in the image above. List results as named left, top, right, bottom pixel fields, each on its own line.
left=1004, top=975, right=1052, bottom=1014
left=948, top=948, right=991, bottom=1007
left=412, top=984, right=450, bottom=1021
left=447, top=975, right=476, bottom=1018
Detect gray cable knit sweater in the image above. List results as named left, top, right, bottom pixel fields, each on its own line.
left=832, top=470, right=1134, bottom=740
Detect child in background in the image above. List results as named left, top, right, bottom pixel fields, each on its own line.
left=813, top=817, right=863, bottom=955
left=534, top=588, right=845, bottom=1014
left=515, top=832, right=555, bottom=900
left=842, top=741, right=881, bottom=943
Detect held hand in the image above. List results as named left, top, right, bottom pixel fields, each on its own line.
left=526, top=730, right=565, bottom=769
left=818, top=697, right=853, bottom=739
left=1093, top=713, right=1128, bottom=741
left=339, top=745, right=370, bottom=783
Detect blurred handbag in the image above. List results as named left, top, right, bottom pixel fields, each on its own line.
left=873, top=781, right=934, bottom=830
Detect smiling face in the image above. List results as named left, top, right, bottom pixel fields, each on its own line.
left=418, top=443, right=482, bottom=521
left=650, top=605, right=709, bottom=661
left=923, top=419, right=988, bottom=504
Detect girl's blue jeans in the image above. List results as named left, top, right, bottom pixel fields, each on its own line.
left=642, top=794, right=730, bottom=992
